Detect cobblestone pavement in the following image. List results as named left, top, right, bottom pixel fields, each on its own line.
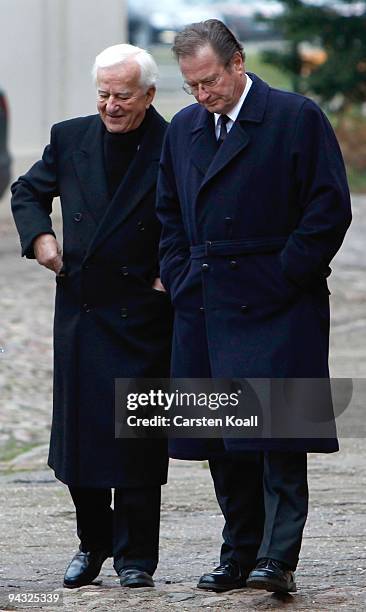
left=0, top=196, right=365, bottom=611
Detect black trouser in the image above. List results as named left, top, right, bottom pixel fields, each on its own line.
left=68, top=485, right=161, bottom=575
left=209, top=451, right=308, bottom=571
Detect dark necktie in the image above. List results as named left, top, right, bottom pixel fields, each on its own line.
left=218, top=114, right=230, bottom=145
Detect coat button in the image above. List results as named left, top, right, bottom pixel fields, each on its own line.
left=137, top=221, right=145, bottom=231
left=240, top=305, right=248, bottom=313
left=201, top=263, right=209, bottom=271
left=230, top=260, right=238, bottom=269
left=73, top=212, right=83, bottom=222
left=199, top=306, right=205, bottom=312
left=83, top=303, right=91, bottom=312
left=121, top=308, right=128, bottom=318
left=121, top=266, right=129, bottom=276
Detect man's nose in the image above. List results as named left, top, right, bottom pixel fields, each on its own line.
left=196, top=85, right=210, bottom=103
left=106, top=96, right=119, bottom=113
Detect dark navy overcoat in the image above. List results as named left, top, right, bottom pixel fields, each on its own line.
left=11, top=107, right=173, bottom=487
left=157, top=73, right=351, bottom=456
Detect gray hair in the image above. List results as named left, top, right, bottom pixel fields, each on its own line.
left=172, top=19, right=245, bottom=66
left=92, top=44, right=158, bottom=90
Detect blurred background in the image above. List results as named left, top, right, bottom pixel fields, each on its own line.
left=0, top=0, right=365, bottom=189
left=0, top=0, right=365, bottom=464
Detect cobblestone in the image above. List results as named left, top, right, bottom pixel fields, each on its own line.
left=0, top=196, right=365, bottom=610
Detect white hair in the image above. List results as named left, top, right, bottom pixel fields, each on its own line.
left=92, top=43, right=158, bottom=90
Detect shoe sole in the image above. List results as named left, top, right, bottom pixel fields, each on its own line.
left=246, top=577, right=296, bottom=594
left=63, top=577, right=101, bottom=589
left=197, top=581, right=247, bottom=593
left=120, top=579, right=154, bottom=588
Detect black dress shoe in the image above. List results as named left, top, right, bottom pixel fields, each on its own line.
left=246, top=559, right=296, bottom=593
left=197, top=560, right=248, bottom=592
left=63, top=549, right=109, bottom=588
left=118, top=568, right=155, bottom=588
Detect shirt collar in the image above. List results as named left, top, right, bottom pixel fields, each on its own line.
left=214, top=73, right=253, bottom=128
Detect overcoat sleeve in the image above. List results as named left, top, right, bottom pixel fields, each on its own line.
left=11, top=125, right=59, bottom=258
left=156, top=128, right=190, bottom=292
left=281, top=100, right=352, bottom=287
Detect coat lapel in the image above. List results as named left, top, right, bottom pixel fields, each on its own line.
left=72, top=116, right=109, bottom=226
left=196, top=73, right=270, bottom=192
left=200, top=123, right=250, bottom=190
left=190, top=108, right=218, bottom=176
left=85, top=107, right=167, bottom=256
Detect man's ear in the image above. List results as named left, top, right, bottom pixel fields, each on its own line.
left=145, top=86, right=156, bottom=109
left=231, top=52, right=244, bottom=75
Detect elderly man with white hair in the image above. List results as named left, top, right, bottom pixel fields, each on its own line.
left=11, top=44, right=172, bottom=589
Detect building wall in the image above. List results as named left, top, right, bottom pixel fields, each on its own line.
left=0, top=0, right=127, bottom=176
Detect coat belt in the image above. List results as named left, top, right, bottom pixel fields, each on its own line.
left=190, top=237, right=288, bottom=259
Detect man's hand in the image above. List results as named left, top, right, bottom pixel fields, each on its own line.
left=33, top=233, right=63, bottom=274
left=152, top=277, right=166, bottom=292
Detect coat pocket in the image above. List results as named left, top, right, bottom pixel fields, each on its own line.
left=55, top=262, right=68, bottom=284
left=240, top=252, right=301, bottom=308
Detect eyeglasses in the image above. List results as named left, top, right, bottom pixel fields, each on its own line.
left=182, top=67, right=227, bottom=95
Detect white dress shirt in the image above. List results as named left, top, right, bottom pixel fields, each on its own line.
left=214, top=74, right=253, bottom=140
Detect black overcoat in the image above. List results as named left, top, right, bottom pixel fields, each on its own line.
left=11, top=107, right=172, bottom=486
left=157, top=74, right=352, bottom=456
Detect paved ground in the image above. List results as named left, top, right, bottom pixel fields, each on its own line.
left=0, top=195, right=365, bottom=611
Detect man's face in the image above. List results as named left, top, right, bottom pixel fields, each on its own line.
left=96, top=61, right=155, bottom=133
left=179, top=45, right=245, bottom=115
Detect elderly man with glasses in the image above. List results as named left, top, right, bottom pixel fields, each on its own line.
left=157, top=19, right=351, bottom=594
